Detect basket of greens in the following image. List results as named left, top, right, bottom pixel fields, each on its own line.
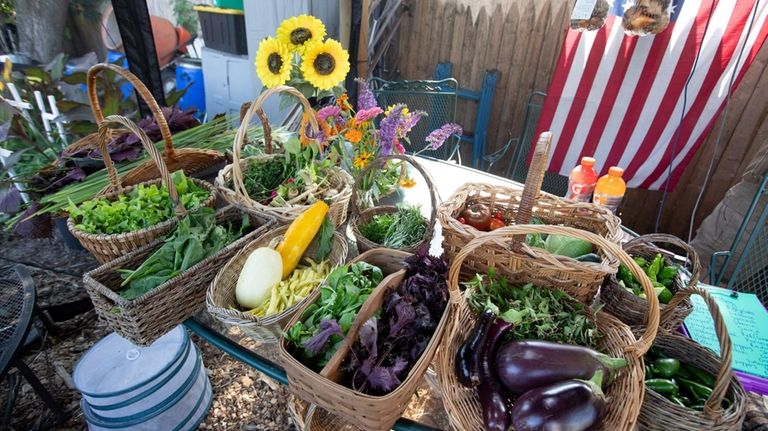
left=83, top=205, right=274, bottom=346
left=215, top=86, right=353, bottom=226
left=67, top=115, right=216, bottom=264
left=350, top=155, right=436, bottom=254
left=601, top=233, right=700, bottom=331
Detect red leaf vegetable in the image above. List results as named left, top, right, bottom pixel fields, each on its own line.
left=342, top=251, right=449, bottom=395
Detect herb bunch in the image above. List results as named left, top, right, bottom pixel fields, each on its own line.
left=465, top=269, right=601, bottom=348
left=359, top=204, right=427, bottom=249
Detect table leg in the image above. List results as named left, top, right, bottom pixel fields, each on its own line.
left=12, top=359, right=67, bottom=424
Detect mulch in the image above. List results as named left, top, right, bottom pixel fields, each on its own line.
left=0, top=234, right=765, bottom=430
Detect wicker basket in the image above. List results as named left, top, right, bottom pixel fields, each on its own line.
left=349, top=154, right=437, bottom=255
left=637, top=286, right=747, bottom=430
left=215, top=85, right=353, bottom=226
left=602, top=233, right=700, bottom=331
left=82, top=205, right=274, bottom=346
left=437, top=134, right=622, bottom=303
left=279, top=249, right=448, bottom=431
left=435, top=225, right=661, bottom=431
left=206, top=224, right=349, bottom=343
left=63, top=63, right=225, bottom=188
left=67, top=116, right=217, bottom=264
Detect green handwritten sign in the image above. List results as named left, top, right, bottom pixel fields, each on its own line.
left=684, top=283, right=768, bottom=379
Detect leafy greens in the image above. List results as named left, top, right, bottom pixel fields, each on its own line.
left=285, top=262, right=383, bottom=369
left=342, top=252, right=449, bottom=395
left=358, top=204, right=427, bottom=249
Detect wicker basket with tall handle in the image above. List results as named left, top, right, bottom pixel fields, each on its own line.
left=436, top=224, right=661, bottom=431
left=63, top=63, right=225, bottom=189
left=67, top=115, right=217, bottom=264
left=215, top=85, right=353, bottom=225
left=602, top=233, right=700, bottom=331
left=349, top=154, right=437, bottom=254
left=206, top=224, right=349, bottom=343
left=278, top=248, right=450, bottom=431
left=437, top=132, right=622, bottom=303
left=637, top=286, right=747, bottom=430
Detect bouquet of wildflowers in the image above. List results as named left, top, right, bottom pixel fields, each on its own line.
left=297, top=79, right=462, bottom=202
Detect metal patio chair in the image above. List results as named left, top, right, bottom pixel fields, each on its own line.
left=710, top=173, right=768, bottom=305
left=1, top=265, right=67, bottom=429
left=484, top=91, right=569, bottom=196
left=369, top=77, right=460, bottom=162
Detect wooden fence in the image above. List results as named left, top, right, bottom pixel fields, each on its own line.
left=394, top=0, right=768, bottom=239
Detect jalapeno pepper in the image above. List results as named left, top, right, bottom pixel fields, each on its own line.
left=683, top=364, right=716, bottom=388
left=668, top=394, right=688, bottom=407
left=634, top=257, right=648, bottom=268
left=679, top=378, right=713, bottom=401
left=645, top=364, right=654, bottom=378
left=646, top=254, right=664, bottom=280
left=646, top=379, right=679, bottom=394
left=659, top=265, right=678, bottom=281
left=652, top=358, right=681, bottom=378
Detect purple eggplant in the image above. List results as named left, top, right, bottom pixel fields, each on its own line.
left=478, top=319, right=514, bottom=431
left=511, top=370, right=607, bottom=431
left=495, top=340, right=626, bottom=394
left=455, top=309, right=495, bottom=387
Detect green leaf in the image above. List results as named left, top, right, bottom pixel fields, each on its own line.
left=284, top=136, right=301, bottom=155
left=102, top=92, right=120, bottom=117
left=315, top=216, right=334, bottom=261
left=165, top=85, right=189, bottom=107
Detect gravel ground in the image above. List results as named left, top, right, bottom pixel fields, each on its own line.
left=0, top=234, right=764, bottom=430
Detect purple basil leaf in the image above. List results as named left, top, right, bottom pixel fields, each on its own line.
left=365, top=364, right=402, bottom=392
left=304, top=319, right=343, bottom=356
left=12, top=202, right=52, bottom=239
left=358, top=317, right=378, bottom=358
left=0, top=187, right=22, bottom=214
left=390, top=301, right=416, bottom=336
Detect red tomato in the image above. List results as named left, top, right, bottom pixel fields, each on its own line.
left=489, top=218, right=506, bottom=231
left=457, top=217, right=467, bottom=224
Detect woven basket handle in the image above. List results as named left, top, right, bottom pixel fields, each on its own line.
left=623, top=233, right=701, bottom=292
left=448, top=225, right=660, bottom=357
left=351, top=154, right=439, bottom=241
left=230, top=86, right=318, bottom=203
left=86, top=63, right=176, bottom=158
left=97, top=115, right=186, bottom=217
left=661, top=286, right=732, bottom=417
left=513, top=131, right=551, bottom=227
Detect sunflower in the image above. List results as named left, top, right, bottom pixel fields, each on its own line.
left=353, top=150, right=374, bottom=170
left=255, top=37, right=291, bottom=88
left=301, top=39, right=350, bottom=91
left=277, top=15, right=326, bottom=53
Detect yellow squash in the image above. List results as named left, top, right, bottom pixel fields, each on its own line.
left=276, top=201, right=329, bottom=279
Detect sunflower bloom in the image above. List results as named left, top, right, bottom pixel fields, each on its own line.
left=301, top=39, right=350, bottom=91
left=353, top=151, right=374, bottom=170
left=399, top=177, right=416, bottom=189
left=344, top=129, right=363, bottom=143
left=255, top=37, right=291, bottom=88
left=276, top=15, right=326, bottom=53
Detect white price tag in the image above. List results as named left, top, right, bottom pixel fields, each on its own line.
left=572, top=0, right=599, bottom=20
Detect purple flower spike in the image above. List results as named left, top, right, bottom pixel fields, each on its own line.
left=379, top=104, right=406, bottom=156
left=303, top=319, right=343, bottom=355
left=354, top=107, right=383, bottom=123
left=317, top=105, right=342, bottom=122
left=355, top=78, right=378, bottom=111
left=426, top=123, right=463, bottom=150
left=400, top=110, right=428, bottom=136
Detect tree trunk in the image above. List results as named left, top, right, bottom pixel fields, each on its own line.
left=16, top=0, right=71, bottom=63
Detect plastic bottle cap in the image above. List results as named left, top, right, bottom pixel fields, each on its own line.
left=609, top=166, right=624, bottom=176
left=581, top=157, right=596, bottom=167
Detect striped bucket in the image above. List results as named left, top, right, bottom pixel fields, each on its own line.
left=73, top=326, right=212, bottom=430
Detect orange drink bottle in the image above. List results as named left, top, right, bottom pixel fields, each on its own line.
left=593, top=167, right=626, bottom=214
left=565, top=157, right=598, bottom=203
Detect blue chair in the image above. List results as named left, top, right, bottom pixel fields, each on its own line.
left=709, top=173, right=768, bottom=305
left=368, top=77, right=460, bottom=161
left=434, top=62, right=499, bottom=168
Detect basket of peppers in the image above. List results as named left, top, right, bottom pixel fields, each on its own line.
left=636, top=285, right=747, bottom=431
left=601, top=233, right=700, bottom=331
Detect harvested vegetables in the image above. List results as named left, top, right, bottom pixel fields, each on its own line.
left=236, top=247, right=283, bottom=309
left=644, top=347, right=725, bottom=411
left=617, top=253, right=678, bottom=304
left=116, top=208, right=249, bottom=300
left=358, top=204, right=427, bottom=249
left=246, top=259, right=330, bottom=317
left=342, top=252, right=449, bottom=395
left=285, top=262, right=383, bottom=370
left=67, top=171, right=209, bottom=235
left=276, top=201, right=329, bottom=279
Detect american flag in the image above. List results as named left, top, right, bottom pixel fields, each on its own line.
left=534, top=0, right=768, bottom=190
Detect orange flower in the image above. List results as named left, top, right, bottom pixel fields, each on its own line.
left=337, top=93, right=351, bottom=111
left=344, top=128, right=363, bottom=143
left=399, top=177, right=416, bottom=189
